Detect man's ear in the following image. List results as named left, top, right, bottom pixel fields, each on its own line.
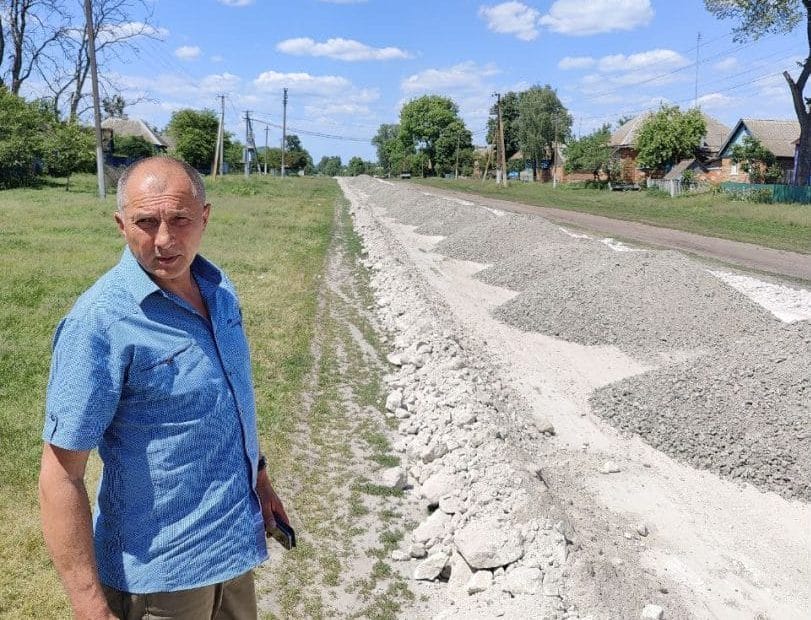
left=114, top=211, right=126, bottom=235
left=202, top=203, right=211, bottom=228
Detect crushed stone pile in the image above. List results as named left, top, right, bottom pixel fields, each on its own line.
left=475, top=239, right=621, bottom=291
left=492, top=250, right=779, bottom=356
left=590, top=322, right=811, bottom=502
left=341, top=177, right=686, bottom=620
left=433, top=213, right=574, bottom=264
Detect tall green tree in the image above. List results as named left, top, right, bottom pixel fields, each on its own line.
left=166, top=108, right=219, bottom=170
left=371, top=123, right=400, bottom=173
left=282, top=134, right=313, bottom=173
left=705, top=0, right=810, bottom=185
left=517, top=85, right=572, bottom=179
left=0, top=87, right=48, bottom=187
left=398, top=95, right=470, bottom=176
left=634, top=105, right=706, bottom=172
left=346, top=156, right=365, bottom=176
left=730, top=135, right=784, bottom=183
left=317, top=155, right=342, bottom=176
left=112, top=135, right=155, bottom=160
left=564, top=124, right=614, bottom=180
left=42, top=121, right=95, bottom=190
left=487, top=91, right=521, bottom=160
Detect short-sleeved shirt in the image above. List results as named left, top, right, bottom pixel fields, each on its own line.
left=43, top=247, right=268, bottom=593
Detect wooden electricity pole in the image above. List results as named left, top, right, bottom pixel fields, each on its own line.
left=84, top=0, right=105, bottom=199
left=281, top=88, right=288, bottom=177
left=496, top=93, right=508, bottom=186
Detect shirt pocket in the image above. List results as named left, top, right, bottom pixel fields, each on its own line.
left=121, top=340, right=218, bottom=421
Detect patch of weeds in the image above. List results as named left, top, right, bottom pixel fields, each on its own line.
left=379, top=528, right=403, bottom=550
left=379, top=508, right=401, bottom=523
left=319, top=552, right=341, bottom=587
left=360, top=427, right=391, bottom=454
left=371, top=560, right=392, bottom=580
left=369, top=454, right=400, bottom=468
left=355, top=481, right=404, bottom=498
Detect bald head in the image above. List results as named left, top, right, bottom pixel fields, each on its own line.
left=116, top=156, right=206, bottom=213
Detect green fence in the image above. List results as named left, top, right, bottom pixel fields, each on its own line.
left=721, top=182, right=811, bottom=204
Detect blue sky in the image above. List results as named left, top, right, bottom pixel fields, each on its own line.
left=42, top=0, right=809, bottom=163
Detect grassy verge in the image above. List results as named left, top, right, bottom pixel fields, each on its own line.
left=413, top=177, right=811, bottom=254
left=0, top=173, right=334, bottom=618
left=261, top=196, right=414, bottom=620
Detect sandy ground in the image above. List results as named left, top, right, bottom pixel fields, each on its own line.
left=339, top=178, right=811, bottom=619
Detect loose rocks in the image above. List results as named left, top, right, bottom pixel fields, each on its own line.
left=454, top=520, right=525, bottom=569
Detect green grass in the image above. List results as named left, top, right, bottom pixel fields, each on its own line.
left=0, top=173, right=336, bottom=618
left=413, top=178, right=811, bottom=253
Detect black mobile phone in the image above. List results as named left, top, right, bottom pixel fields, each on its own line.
left=267, top=512, right=296, bottom=550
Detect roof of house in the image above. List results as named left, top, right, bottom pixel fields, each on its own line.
left=663, top=158, right=706, bottom=180
left=718, top=118, right=800, bottom=159
left=101, top=117, right=167, bottom=148
left=610, top=110, right=729, bottom=153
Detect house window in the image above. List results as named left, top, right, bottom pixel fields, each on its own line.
left=730, top=163, right=738, bottom=176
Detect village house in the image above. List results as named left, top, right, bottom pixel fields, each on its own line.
left=715, top=118, right=800, bottom=183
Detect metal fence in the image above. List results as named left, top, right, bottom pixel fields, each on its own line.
left=721, top=182, right=811, bottom=204
left=647, top=178, right=711, bottom=197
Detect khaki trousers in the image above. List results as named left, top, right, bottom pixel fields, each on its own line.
left=102, top=569, right=257, bottom=620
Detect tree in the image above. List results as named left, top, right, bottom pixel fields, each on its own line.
left=634, top=105, right=706, bottom=171
left=1, top=0, right=69, bottom=95
left=317, top=155, right=342, bottom=176
left=398, top=95, right=470, bottom=176
left=730, top=134, right=785, bottom=183
left=487, top=91, right=521, bottom=160
left=0, top=87, right=49, bottom=187
left=166, top=108, right=219, bottom=170
left=102, top=94, right=126, bottom=119
left=112, top=134, right=154, bottom=160
left=281, top=134, right=312, bottom=173
left=564, top=124, right=614, bottom=180
left=517, top=85, right=572, bottom=180
left=705, top=0, right=810, bottom=185
left=224, top=140, right=244, bottom=171
left=346, top=156, right=365, bottom=176
left=371, top=123, right=399, bottom=174
left=42, top=120, right=94, bottom=189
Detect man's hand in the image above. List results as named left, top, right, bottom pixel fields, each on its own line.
left=39, top=444, right=117, bottom=620
left=256, top=468, right=289, bottom=532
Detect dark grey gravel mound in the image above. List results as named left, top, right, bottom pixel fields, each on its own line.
left=590, top=322, right=811, bottom=502
left=493, top=250, right=779, bottom=355
left=433, top=213, right=570, bottom=263
left=475, top=238, right=624, bottom=291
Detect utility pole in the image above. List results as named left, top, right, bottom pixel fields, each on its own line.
left=494, top=92, right=508, bottom=186
left=84, top=0, right=105, bottom=199
left=244, top=111, right=250, bottom=177
left=264, top=126, right=269, bottom=175
left=553, top=115, right=559, bottom=188
left=281, top=87, right=288, bottom=177
left=218, top=94, right=225, bottom=176
left=454, top=133, right=460, bottom=179
left=694, top=32, right=702, bottom=109
left=212, top=95, right=224, bottom=178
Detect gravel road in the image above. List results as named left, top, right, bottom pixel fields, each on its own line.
left=340, top=176, right=811, bottom=619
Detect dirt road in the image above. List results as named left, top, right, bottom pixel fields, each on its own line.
left=410, top=182, right=811, bottom=283
left=334, top=177, right=810, bottom=619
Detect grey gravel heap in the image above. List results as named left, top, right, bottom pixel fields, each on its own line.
left=492, top=250, right=779, bottom=356
left=433, top=213, right=572, bottom=264
left=590, top=322, right=811, bottom=502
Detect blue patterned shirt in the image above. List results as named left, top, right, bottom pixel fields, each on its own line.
left=43, top=247, right=268, bottom=593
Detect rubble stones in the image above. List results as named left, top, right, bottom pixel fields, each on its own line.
left=414, top=552, right=450, bottom=580
left=385, top=390, right=403, bottom=412
left=500, top=566, right=543, bottom=595
left=641, top=604, right=664, bottom=619
left=379, top=466, right=408, bottom=490
left=454, top=520, right=525, bottom=569
left=466, top=570, right=493, bottom=595
left=413, top=510, right=451, bottom=544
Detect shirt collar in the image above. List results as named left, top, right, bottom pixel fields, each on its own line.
left=118, top=246, right=223, bottom=305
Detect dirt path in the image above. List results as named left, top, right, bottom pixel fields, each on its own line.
left=337, top=177, right=811, bottom=619
left=410, top=183, right=811, bottom=282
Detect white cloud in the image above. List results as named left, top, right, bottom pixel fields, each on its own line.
left=479, top=2, right=541, bottom=41
left=254, top=70, right=352, bottom=95
left=540, top=0, right=653, bottom=36
left=174, top=45, right=201, bottom=61
left=217, top=0, right=253, bottom=6
left=713, top=57, right=738, bottom=72
left=598, top=49, right=689, bottom=73
left=558, top=56, right=595, bottom=70
left=401, top=61, right=499, bottom=94
left=211, top=55, right=224, bottom=63
left=696, top=93, right=735, bottom=109
left=276, top=37, right=411, bottom=61
left=96, top=21, right=168, bottom=43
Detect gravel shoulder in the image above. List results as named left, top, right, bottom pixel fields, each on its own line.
left=337, top=176, right=811, bottom=619
left=411, top=182, right=811, bottom=283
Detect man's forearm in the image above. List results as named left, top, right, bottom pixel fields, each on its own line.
left=39, top=469, right=113, bottom=618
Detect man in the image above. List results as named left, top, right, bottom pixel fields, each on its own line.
left=39, top=156, right=288, bottom=620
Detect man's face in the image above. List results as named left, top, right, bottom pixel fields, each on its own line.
left=114, top=163, right=210, bottom=291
